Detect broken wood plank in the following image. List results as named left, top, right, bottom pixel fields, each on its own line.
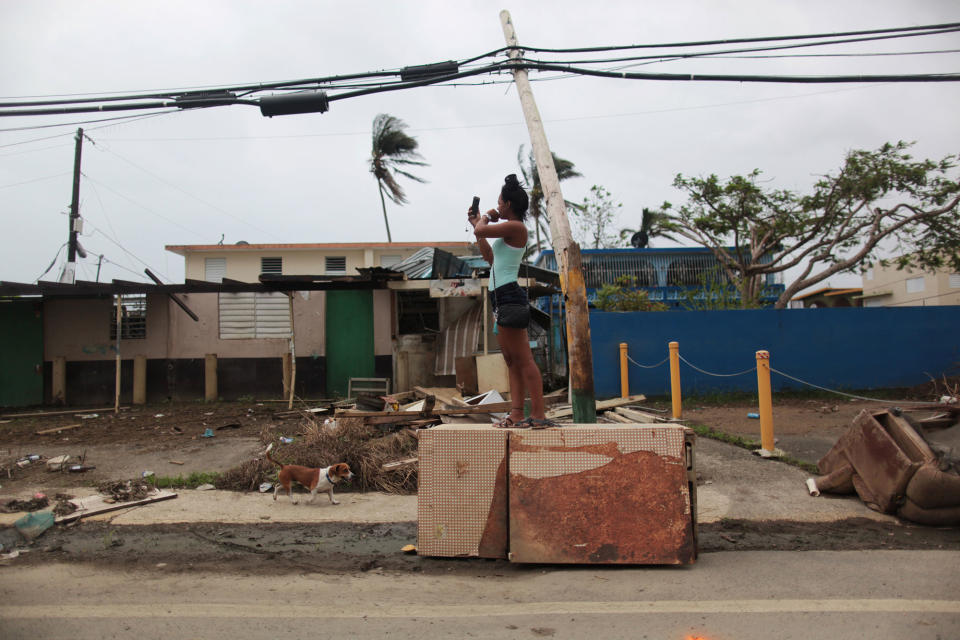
left=35, top=423, right=82, bottom=435
left=546, top=394, right=648, bottom=420
left=55, top=490, right=178, bottom=523
left=1, top=407, right=127, bottom=419
left=338, top=402, right=513, bottom=417
left=413, top=386, right=465, bottom=406
left=602, top=411, right=633, bottom=424
left=382, top=457, right=418, bottom=471
left=615, top=406, right=667, bottom=423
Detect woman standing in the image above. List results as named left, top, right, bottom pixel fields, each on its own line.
left=468, top=174, right=554, bottom=428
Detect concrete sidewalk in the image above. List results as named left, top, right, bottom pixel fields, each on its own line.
left=0, top=436, right=893, bottom=528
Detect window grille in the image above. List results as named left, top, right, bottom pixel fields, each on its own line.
left=326, top=256, right=347, bottom=274
left=261, top=257, right=282, bottom=274
left=111, top=294, right=147, bottom=340
left=906, top=277, right=925, bottom=294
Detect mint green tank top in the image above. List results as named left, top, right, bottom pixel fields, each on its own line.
left=491, top=237, right=524, bottom=289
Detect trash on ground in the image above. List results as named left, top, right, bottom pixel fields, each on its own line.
left=258, top=482, right=273, bottom=493
left=747, top=412, right=760, bottom=419
left=279, top=436, right=294, bottom=444
left=46, top=455, right=71, bottom=471
left=216, top=423, right=241, bottom=430
left=201, top=428, right=215, bottom=438
left=195, top=484, right=216, bottom=491
left=14, top=511, right=55, bottom=541
left=35, top=423, right=82, bottom=435
left=0, top=495, right=50, bottom=513
left=77, top=413, right=99, bottom=419
left=67, top=464, right=96, bottom=472
left=401, top=544, right=417, bottom=554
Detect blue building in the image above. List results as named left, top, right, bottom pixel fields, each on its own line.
left=534, top=247, right=784, bottom=310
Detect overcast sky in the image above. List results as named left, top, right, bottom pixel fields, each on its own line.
left=2, top=1, right=958, bottom=292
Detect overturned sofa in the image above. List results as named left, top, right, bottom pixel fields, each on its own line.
left=812, top=408, right=960, bottom=526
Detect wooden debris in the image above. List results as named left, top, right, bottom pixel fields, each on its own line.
left=602, top=411, right=632, bottom=424
left=382, top=457, right=418, bottom=471
left=36, top=423, right=82, bottom=435
left=169, top=460, right=185, bottom=465
left=55, top=490, right=178, bottom=523
left=615, top=406, right=673, bottom=423
left=546, top=394, right=647, bottom=420
left=0, top=407, right=126, bottom=420
left=413, top=386, right=466, bottom=406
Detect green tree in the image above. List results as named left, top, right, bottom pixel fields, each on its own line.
left=574, top=185, right=621, bottom=249
left=369, top=114, right=428, bottom=242
left=618, top=207, right=680, bottom=248
left=517, top=145, right=582, bottom=254
left=659, top=142, right=960, bottom=309
left=594, top=275, right=668, bottom=312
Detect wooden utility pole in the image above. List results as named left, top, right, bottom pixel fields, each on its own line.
left=60, top=127, right=84, bottom=284
left=500, top=10, right=596, bottom=423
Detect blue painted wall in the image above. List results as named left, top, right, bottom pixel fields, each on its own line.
left=590, top=307, right=960, bottom=398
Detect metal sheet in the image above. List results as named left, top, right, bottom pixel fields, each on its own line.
left=508, top=425, right=696, bottom=565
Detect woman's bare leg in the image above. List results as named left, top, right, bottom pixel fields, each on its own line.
left=497, top=329, right=526, bottom=423
left=499, top=326, right=544, bottom=420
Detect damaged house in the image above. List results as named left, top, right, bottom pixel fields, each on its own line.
left=0, top=241, right=559, bottom=407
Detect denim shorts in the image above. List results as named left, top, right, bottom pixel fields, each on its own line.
left=489, top=282, right=530, bottom=329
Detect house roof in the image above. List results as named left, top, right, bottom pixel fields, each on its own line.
left=0, top=272, right=402, bottom=299
left=165, top=241, right=472, bottom=256
left=792, top=287, right=863, bottom=301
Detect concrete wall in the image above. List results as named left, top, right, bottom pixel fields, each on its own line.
left=862, top=263, right=960, bottom=307
left=591, top=306, right=960, bottom=398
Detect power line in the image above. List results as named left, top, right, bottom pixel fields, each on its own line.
left=0, top=172, right=71, bottom=190
left=79, top=173, right=208, bottom=240
left=91, top=141, right=284, bottom=241
left=2, top=21, right=958, bottom=118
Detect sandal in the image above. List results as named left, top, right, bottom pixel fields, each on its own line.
left=515, top=417, right=559, bottom=430
left=493, top=415, right=517, bottom=428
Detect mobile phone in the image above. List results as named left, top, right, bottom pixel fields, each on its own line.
left=470, top=196, right=480, bottom=216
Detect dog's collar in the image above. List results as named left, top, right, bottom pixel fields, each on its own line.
left=326, top=469, right=334, bottom=484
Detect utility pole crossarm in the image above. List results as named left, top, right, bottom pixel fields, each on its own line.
left=500, top=10, right=596, bottom=423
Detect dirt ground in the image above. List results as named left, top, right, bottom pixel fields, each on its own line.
left=2, top=395, right=958, bottom=574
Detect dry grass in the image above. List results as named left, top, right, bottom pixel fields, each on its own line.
left=216, top=415, right=420, bottom=494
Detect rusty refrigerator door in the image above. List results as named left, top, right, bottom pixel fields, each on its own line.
left=508, top=425, right=697, bottom=565
left=417, top=425, right=511, bottom=558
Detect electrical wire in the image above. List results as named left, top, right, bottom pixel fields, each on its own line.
left=34, top=243, right=68, bottom=282
left=91, top=141, right=284, bottom=241
left=0, top=172, right=71, bottom=190
left=2, top=21, right=958, bottom=117
left=79, top=173, right=207, bottom=240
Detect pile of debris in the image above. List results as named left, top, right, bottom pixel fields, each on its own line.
left=218, top=386, right=673, bottom=496
left=97, top=479, right=153, bottom=503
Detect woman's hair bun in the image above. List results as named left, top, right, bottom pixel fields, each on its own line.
left=504, top=174, right=520, bottom=188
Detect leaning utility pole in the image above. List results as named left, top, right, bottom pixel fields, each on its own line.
left=60, top=127, right=84, bottom=284
left=500, top=10, right=596, bottom=422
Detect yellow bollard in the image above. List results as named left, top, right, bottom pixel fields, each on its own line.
left=756, top=350, right=775, bottom=453
left=619, top=343, right=629, bottom=399
left=669, top=341, right=682, bottom=419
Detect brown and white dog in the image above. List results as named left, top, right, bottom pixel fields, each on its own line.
left=265, top=443, right=354, bottom=505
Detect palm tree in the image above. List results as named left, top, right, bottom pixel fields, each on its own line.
left=517, top=145, right=582, bottom=253
left=619, top=208, right=680, bottom=248
left=369, top=114, right=428, bottom=242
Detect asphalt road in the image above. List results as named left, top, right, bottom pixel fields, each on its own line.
left=1, top=550, right=957, bottom=640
